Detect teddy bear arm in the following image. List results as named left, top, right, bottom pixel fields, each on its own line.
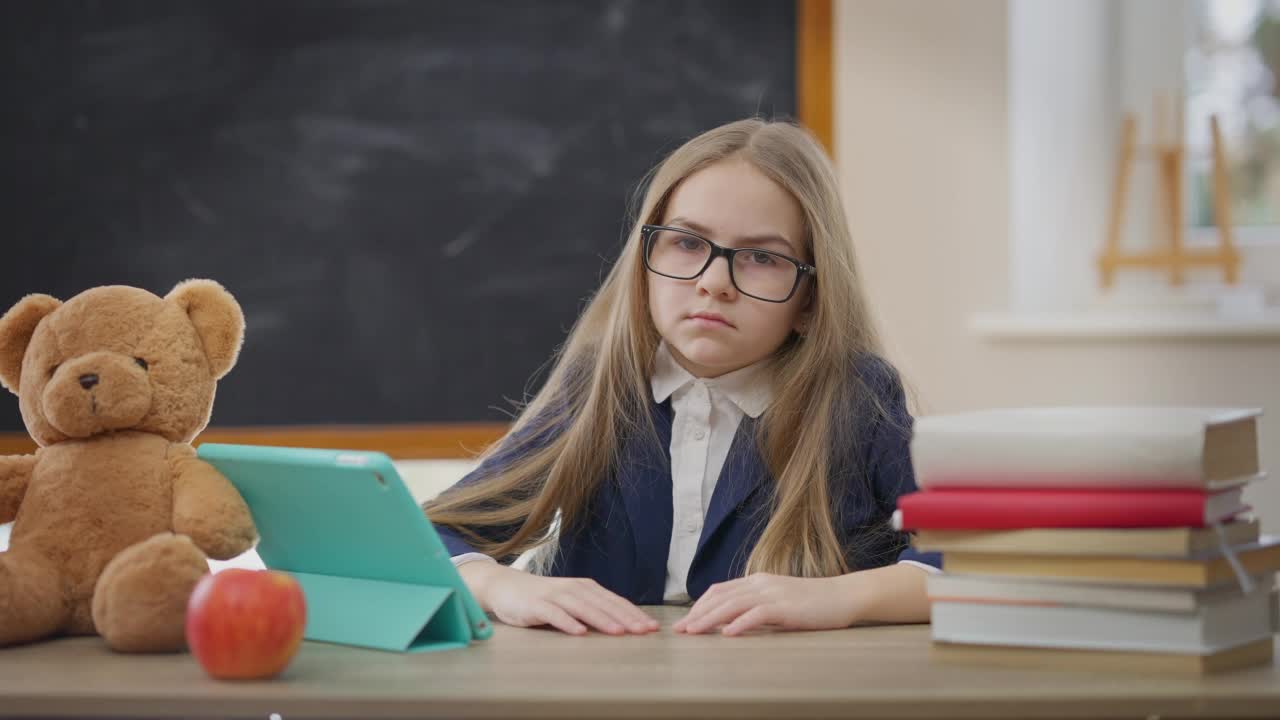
left=171, top=455, right=258, bottom=561
left=0, top=454, right=37, bottom=525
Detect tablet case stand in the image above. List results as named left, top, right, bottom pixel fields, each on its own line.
left=196, top=443, right=492, bottom=654
left=293, top=572, right=472, bottom=652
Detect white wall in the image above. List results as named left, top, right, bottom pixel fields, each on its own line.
left=398, top=459, right=478, bottom=503
left=836, top=0, right=1280, bottom=530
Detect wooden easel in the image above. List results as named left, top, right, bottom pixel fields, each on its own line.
left=1098, top=99, right=1240, bottom=288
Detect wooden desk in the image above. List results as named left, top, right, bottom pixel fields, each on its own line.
left=2, top=606, right=1279, bottom=719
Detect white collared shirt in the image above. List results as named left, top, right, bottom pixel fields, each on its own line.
left=650, top=341, right=772, bottom=604
left=451, top=342, right=937, bottom=601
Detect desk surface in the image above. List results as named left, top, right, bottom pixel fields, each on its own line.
left=2, top=606, right=1280, bottom=719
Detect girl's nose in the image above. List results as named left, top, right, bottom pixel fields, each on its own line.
left=696, top=257, right=737, bottom=298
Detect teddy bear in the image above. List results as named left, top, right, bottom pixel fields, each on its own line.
left=0, top=280, right=258, bottom=652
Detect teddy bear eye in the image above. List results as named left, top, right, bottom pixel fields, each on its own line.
left=134, top=357, right=149, bottom=371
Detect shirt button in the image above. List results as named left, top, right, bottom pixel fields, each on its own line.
left=694, top=429, right=706, bottom=440
left=684, top=521, right=699, bottom=534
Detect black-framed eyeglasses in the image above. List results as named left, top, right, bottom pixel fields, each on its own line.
left=640, top=225, right=815, bottom=303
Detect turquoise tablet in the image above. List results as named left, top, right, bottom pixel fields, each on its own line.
left=197, top=443, right=493, bottom=652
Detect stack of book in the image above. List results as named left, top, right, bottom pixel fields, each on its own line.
left=896, top=407, right=1279, bottom=674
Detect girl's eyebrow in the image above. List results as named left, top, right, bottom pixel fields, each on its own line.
left=666, top=216, right=798, bottom=255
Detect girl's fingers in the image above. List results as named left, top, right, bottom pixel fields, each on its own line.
left=722, top=605, right=776, bottom=636
left=677, top=593, right=736, bottom=633
left=587, top=587, right=660, bottom=632
left=674, top=595, right=713, bottom=632
left=686, top=583, right=754, bottom=622
left=556, top=593, right=626, bottom=635
left=680, top=593, right=757, bottom=635
left=675, top=599, right=717, bottom=632
left=693, top=579, right=738, bottom=606
left=674, top=579, right=747, bottom=631
left=673, top=602, right=707, bottom=631
left=533, top=601, right=588, bottom=635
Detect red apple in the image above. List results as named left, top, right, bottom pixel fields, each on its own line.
left=185, top=569, right=307, bottom=680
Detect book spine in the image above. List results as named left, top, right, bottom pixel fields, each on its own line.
left=915, top=471, right=1209, bottom=491
left=897, top=489, right=1217, bottom=530
left=911, top=430, right=1202, bottom=489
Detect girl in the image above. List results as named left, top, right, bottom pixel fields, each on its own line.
left=425, top=118, right=940, bottom=637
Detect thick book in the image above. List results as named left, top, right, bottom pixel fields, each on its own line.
left=911, top=518, right=1260, bottom=557
left=911, top=407, right=1260, bottom=490
left=940, top=536, right=1280, bottom=588
left=930, top=585, right=1276, bottom=655
left=893, top=487, right=1248, bottom=530
left=926, top=572, right=1274, bottom=613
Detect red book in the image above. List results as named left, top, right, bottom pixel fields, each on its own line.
left=893, top=487, right=1247, bottom=531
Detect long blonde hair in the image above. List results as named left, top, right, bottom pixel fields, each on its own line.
left=426, top=118, right=896, bottom=578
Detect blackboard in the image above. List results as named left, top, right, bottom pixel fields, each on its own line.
left=0, top=0, right=798, bottom=430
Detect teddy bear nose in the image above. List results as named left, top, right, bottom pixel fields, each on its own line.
left=78, top=373, right=100, bottom=390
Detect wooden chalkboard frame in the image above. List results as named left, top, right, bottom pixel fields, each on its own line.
left=0, top=0, right=833, bottom=459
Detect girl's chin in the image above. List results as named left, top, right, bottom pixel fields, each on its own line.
left=670, top=342, right=740, bottom=373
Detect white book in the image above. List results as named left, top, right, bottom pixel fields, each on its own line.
left=927, top=572, right=1274, bottom=613
left=910, top=406, right=1261, bottom=490
left=931, top=584, right=1276, bottom=654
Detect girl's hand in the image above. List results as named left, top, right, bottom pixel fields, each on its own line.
left=459, top=562, right=659, bottom=636
left=673, top=573, right=864, bottom=636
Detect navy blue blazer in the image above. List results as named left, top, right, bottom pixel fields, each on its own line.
left=434, top=357, right=942, bottom=604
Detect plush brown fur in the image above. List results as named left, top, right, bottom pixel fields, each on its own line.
left=0, top=281, right=257, bottom=652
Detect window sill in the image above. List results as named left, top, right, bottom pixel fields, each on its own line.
left=970, top=309, right=1280, bottom=340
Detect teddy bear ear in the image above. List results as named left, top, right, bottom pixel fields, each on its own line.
left=166, top=279, right=245, bottom=380
left=0, top=294, right=62, bottom=394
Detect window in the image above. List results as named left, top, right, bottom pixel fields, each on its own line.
left=1187, top=0, right=1280, bottom=234
left=986, top=0, right=1280, bottom=338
